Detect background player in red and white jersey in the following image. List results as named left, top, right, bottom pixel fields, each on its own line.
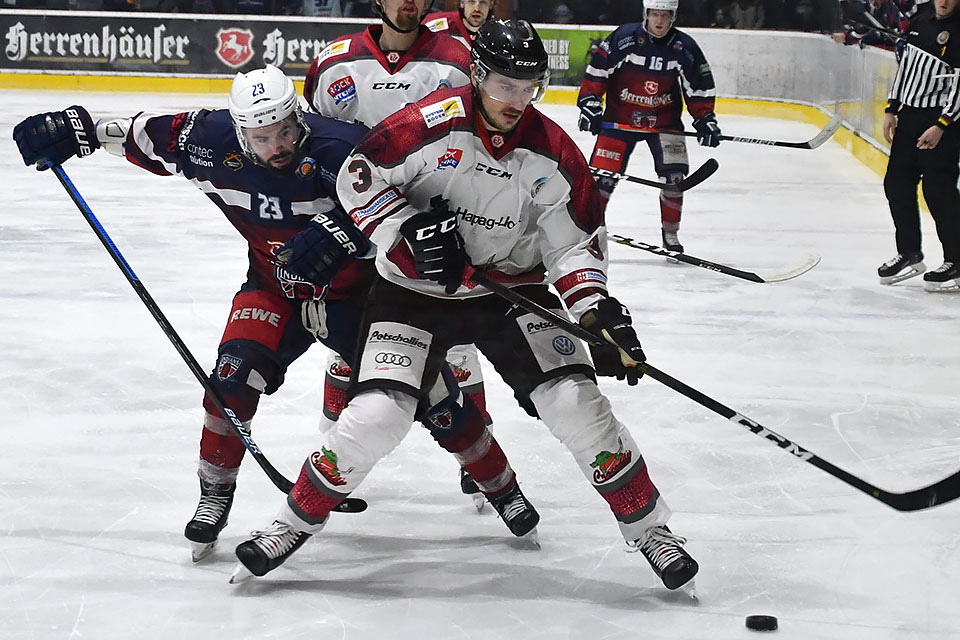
left=424, top=0, right=496, bottom=49
left=231, top=20, right=699, bottom=597
left=304, top=0, right=495, bottom=505
left=13, top=65, right=536, bottom=563
left=578, top=0, right=720, bottom=255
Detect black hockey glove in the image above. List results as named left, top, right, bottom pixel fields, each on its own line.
left=692, top=113, right=722, bottom=148
left=399, top=196, right=466, bottom=295
left=276, top=209, right=370, bottom=287
left=577, top=96, right=604, bottom=135
left=579, top=297, right=646, bottom=385
left=13, top=106, right=99, bottom=170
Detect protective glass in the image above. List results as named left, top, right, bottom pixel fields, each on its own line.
left=476, top=66, right=549, bottom=106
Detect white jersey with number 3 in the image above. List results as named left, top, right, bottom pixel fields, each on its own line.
left=336, top=85, right=610, bottom=320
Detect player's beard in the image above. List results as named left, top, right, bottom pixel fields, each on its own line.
left=268, top=150, right=294, bottom=170
left=392, top=9, right=420, bottom=32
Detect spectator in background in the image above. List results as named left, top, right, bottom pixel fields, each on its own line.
left=552, top=2, right=575, bottom=22
left=833, top=0, right=901, bottom=51
left=730, top=0, right=765, bottom=27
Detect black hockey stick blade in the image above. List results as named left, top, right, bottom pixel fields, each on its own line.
left=49, top=165, right=369, bottom=513
left=470, top=270, right=960, bottom=512
left=609, top=234, right=821, bottom=283
left=602, top=114, right=844, bottom=149
left=591, top=158, right=718, bottom=193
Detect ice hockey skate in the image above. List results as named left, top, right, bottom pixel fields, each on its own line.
left=661, top=227, right=684, bottom=263
left=923, top=261, right=960, bottom=292
left=488, top=482, right=540, bottom=546
left=878, top=252, right=925, bottom=284
left=230, top=520, right=312, bottom=583
left=460, top=469, right=486, bottom=512
left=184, top=479, right=235, bottom=562
left=628, top=525, right=699, bottom=599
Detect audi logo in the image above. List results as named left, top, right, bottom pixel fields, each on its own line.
left=374, top=352, right=412, bottom=366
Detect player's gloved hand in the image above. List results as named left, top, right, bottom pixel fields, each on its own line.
left=399, top=195, right=466, bottom=295
left=276, top=209, right=370, bottom=286
left=13, top=106, right=99, bottom=170
left=579, top=297, right=646, bottom=385
left=692, top=113, right=722, bottom=147
left=577, top=96, right=604, bottom=134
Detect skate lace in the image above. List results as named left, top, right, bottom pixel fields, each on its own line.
left=248, top=520, right=301, bottom=559
left=628, top=526, right=687, bottom=570
left=494, top=491, right=529, bottom=523
left=882, top=254, right=907, bottom=269
left=931, top=261, right=955, bottom=274
left=192, top=494, right=230, bottom=525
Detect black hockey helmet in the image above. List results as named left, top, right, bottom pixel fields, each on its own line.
left=471, top=19, right=549, bottom=82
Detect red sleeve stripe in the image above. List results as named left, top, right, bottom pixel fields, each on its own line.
left=563, top=287, right=607, bottom=307
left=554, top=268, right=608, bottom=295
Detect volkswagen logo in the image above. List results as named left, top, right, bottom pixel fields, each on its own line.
left=374, top=352, right=412, bottom=367
left=552, top=336, right=576, bottom=356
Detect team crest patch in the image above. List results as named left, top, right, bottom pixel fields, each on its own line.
left=387, top=51, right=401, bottom=64
left=590, top=438, right=633, bottom=483
left=449, top=355, right=471, bottom=382
left=223, top=152, right=243, bottom=171
left=311, top=447, right=353, bottom=486
left=216, top=354, right=243, bottom=381
left=296, top=157, right=317, bottom=179
left=491, top=134, right=504, bottom=148
left=644, top=80, right=659, bottom=95
left=938, top=31, right=950, bottom=45
left=317, top=39, right=350, bottom=65
left=420, top=96, right=466, bottom=127
left=673, top=40, right=683, bottom=51
left=215, top=28, right=254, bottom=69
left=437, top=148, right=463, bottom=170
left=327, top=75, right=357, bottom=105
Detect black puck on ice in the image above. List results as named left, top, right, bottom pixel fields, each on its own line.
left=745, top=615, right=778, bottom=632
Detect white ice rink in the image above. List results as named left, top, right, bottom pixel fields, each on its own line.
left=2, top=90, right=959, bottom=640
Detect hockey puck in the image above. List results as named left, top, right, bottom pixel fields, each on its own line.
left=745, top=615, right=778, bottom=632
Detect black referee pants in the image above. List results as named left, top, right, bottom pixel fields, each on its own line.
left=883, top=106, right=960, bottom=263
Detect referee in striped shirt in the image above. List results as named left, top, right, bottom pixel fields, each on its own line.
left=880, top=0, right=960, bottom=290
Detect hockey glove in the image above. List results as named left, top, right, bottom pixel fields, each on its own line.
left=692, top=113, right=722, bottom=148
left=13, top=106, right=99, bottom=170
left=579, top=297, right=646, bottom=385
left=276, top=209, right=370, bottom=287
left=399, top=195, right=466, bottom=295
left=577, top=96, right=604, bottom=135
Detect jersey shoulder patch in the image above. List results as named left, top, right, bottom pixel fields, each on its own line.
left=424, top=17, right=449, bottom=32
left=418, top=95, right=467, bottom=128
left=316, top=38, right=352, bottom=65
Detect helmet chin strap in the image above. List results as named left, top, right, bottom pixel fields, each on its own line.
left=375, top=0, right=423, bottom=34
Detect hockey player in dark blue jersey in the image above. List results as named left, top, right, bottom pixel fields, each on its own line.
left=577, top=0, right=719, bottom=255
left=13, top=65, right=538, bottom=564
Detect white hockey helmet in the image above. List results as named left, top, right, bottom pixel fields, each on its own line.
left=227, top=64, right=309, bottom=164
left=643, top=0, right=678, bottom=31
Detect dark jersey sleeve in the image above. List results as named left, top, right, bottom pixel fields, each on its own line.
left=123, top=110, right=212, bottom=176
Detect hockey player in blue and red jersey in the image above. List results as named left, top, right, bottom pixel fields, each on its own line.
left=12, top=65, right=538, bottom=563
left=578, top=0, right=719, bottom=255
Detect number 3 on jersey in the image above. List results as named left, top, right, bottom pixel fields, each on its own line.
left=348, top=159, right=372, bottom=193
left=258, top=193, right=283, bottom=219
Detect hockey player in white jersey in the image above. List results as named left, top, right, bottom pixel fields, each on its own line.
left=304, top=0, right=494, bottom=506
left=231, top=20, right=699, bottom=597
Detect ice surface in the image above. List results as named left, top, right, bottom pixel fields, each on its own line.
left=1, top=90, right=958, bottom=640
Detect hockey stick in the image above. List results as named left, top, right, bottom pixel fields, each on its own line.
left=591, top=158, right=719, bottom=192
left=48, top=165, right=367, bottom=513
left=601, top=113, right=844, bottom=150
left=469, top=270, right=960, bottom=512
left=609, top=233, right=821, bottom=283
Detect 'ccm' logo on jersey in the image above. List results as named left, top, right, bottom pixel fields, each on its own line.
left=475, top=162, right=512, bottom=179
left=372, top=82, right=412, bottom=90
left=230, top=307, right=282, bottom=327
